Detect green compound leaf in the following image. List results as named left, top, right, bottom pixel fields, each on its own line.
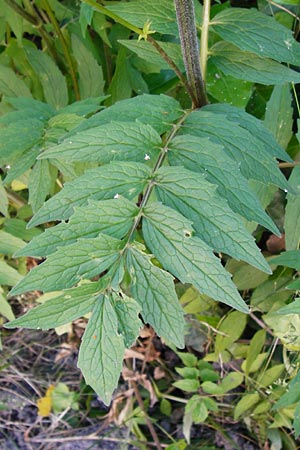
left=18, top=197, right=138, bottom=257
left=28, top=162, right=151, bottom=227
left=168, top=136, right=279, bottom=235
left=40, top=121, right=161, bottom=164
left=211, top=8, right=300, bottom=65
left=113, top=291, right=142, bottom=348
left=127, top=246, right=185, bottom=348
left=69, top=94, right=183, bottom=136
left=143, top=203, right=248, bottom=313
left=5, top=281, right=104, bottom=330
left=9, top=234, right=124, bottom=296
left=181, top=110, right=290, bottom=191
left=78, top=294, right=125, bottom=405
left=154, top=166, right=271, bottom=273
left=211, top=42, right=300, bottom=85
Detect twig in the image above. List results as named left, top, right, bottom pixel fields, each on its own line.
left=40, top=0, right=80, bottom=101
left=131, top=380, right=163, bottom=450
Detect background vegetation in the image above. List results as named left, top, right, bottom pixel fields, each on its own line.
left=0, top=0, right=300, bottom=449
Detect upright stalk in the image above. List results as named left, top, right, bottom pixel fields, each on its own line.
left=40, top=0, right=81, bottom=101
left=174, top=0, right=208, bottom=108
left=200, top=0, right=211, bottom=83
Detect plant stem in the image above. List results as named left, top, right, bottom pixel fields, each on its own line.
left=124, top=111, right=191, bottom=246
left=200, top=0, right=211, bottom=83
left=131, top=380, right=163, bottom=450
left=147, top=36, right=195, bottom=101
left=40, top=0, right=81, bottom=101
left=174, top=0, right=208, bottom=108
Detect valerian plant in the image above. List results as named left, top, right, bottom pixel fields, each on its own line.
left=1, top=0, right=299, bottom=405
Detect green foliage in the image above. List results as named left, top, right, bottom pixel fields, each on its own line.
left=0, top=5, right=300, bottom=446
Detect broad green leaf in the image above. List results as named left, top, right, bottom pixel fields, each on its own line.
left=173, top=379, right=200, bottom=392
left=127, top=246, right=185, bottom=348
left=285, top=166, right=300, bottom=251
left=68, top=94, right=183, bottom=136
left=107, top=46, right=132, bottom=105
left=169, top=136, right=278, bottom=233
left=80, top=3, right=93, bottom=37
left=251, top=270, right=293, bottom=311
left=175, top=367, right=200, bottom=379
left=226, top=260, right=270, bottom=291
left=181, top=110, right=290, bottom=191
left=0, top=65, right=32, bottom=97
left=143, top=203, right=248, bottom=313
left=18, top=197, right=138, bottom=257
left=25, top=48, right=68, bottom=109
left=0, top=119, right=44, bottom=164
left=59, top=96, right=107, bottom=116
left=273, top=298, right=300, bottom=315
left=112, top=292, right=142, bottom=348
left=177, top=352, right=198, bottom=367
left=202, top=381, right=224, bottom=395
left=2, top=2, right=23, bottom=44
left=0, top=231, right=25, bottom=255
left=119, top=40, right=184, bottom=72
left=234, top=393, right=260, bottom=420
left=4, top=145, right=40, bottom=185
left=78, top=294, right=125, bottom=405
left=28, top=162, right=151, bottom=227
left=0, top=184, right=8, bottom=217
left=220, top=372, right=244, bottom=393
left=3, top=97, right=54, bottom=120
left=9, top=234, right=124, bottom=296
left=245, top=329, right=266, bottom=375
left=4, top=218, right=42, bottom=241
left=28, top=160, right=57, bottom=213
left=215, top=311, right=247, bottom=354
left=0, top=260, right=23, bottom=286
left=71, top=34, right=105, bottom=99
left=40, top=121, right=161, bottom=163
left=211, top=42, right=300, bottom=85
left=258, top=364, right=284, bottom=388
left=155, top=166, right=271, bottom=273
left=186, top=396, right=209, bottom=423
left=5, top=282, right=104, bottom=330
left=271, top=251, right=300, bottom=270
left=206, top=61, right=252, bottom=108
left=211, top=8, right=300, bottom=64
left=0, top=292, right=15, bottom=321
left=264, top=84, right=293, bottom=150
left=106, top=0, right=179, bottom=35
left=203, top=103, right=291, bottom=162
